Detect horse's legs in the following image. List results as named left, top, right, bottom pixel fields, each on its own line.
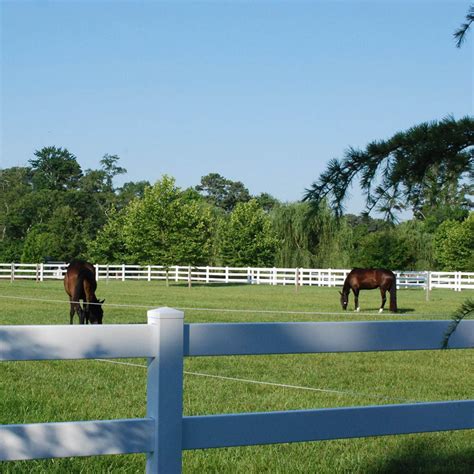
left=78, top=305, right=85, bottom=324
left=69, top=298, right=75, bottom=324
left=353, top=288, right=360, bottom=312
left=69, top=298, right=85, bottom=324
left=84, top=300, right=90, bottom=324
left=379, top=288, right=387, bottom=313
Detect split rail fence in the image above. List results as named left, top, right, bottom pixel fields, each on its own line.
left=1, top=263, right=474, bottom=291
left=1, top=308, right=473, bottom=472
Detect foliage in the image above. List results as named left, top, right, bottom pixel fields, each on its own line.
left=1, top=143, right=473, bottom=271
left=100, top=154, right=126, bottom=189
left=115, top=180, right=150, bottom=210
left=434, top=214, right=474, bottom=271
left=394, top=220, right=435, bottom=270
left=195, top=173, right=251, bottom=212
left=350, top=219, right=436, bottom=271
left=351, top=230, right=414, bottom=270
left=255, top=192, right=280, bottom=212
left=217, top=199, right=277, bottom=266
left=271, top=202, right=352, bottom=268
left=454, top=4, right=474, bottom=48
left=29, top=146, right=83, bottom=191
left=121, top=176, right=214, bottom=265
left=304, top=116, right=474, bottom=220
left=87, top=207, right=129, bottom=264
left=0, top=167, right=33, bottom=243
left=21, top=206, right=85, bottom=262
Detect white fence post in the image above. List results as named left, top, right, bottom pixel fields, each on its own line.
left=147, top=307, right=184, bottom=474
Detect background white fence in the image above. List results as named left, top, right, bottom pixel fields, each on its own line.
left=1, top=308, right=474, bottom=472
left=1, top=263, right=474, bottom=291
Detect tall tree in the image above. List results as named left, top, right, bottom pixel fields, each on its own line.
left=100, top=154, right=126, bottom=190
left=195, top=173, right=251, bottom=212
left=29, top=146, right=82, bottom=191
left=304, top=116, right=474, bottom=220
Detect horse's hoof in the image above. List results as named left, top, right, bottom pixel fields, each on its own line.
left=355, top=307, right=360, bottom=312
left=379, top=308, right=384, bottom=313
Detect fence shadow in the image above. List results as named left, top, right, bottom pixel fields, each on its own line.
left=365, top=437, right=474, bottom=473
left=171, top=282, right=250, bottom=288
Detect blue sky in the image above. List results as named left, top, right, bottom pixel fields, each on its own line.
left=1, top=1, right=472, bottom=215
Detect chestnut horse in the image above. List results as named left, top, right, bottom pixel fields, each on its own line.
left=64, top=260, right=104, bottom=324
left=340, top=268, right=397, bottom=313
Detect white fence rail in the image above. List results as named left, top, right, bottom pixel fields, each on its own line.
left=1, top=309, right=474, bottom=472
left=1, top=263, right=473, bottom=291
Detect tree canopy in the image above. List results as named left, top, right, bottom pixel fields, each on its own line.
left=195, top=173, right=251, bottom=212
left=1, top=144, right=472, bottom=271
left=303, top=116, right=474, bottom=221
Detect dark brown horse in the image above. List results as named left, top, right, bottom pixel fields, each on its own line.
left=64, top=260, right=104, bottom=324
left=340, top=268, right=397, bottom=313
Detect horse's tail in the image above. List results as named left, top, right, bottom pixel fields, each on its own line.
left=389, top=275, right=398, bottom=312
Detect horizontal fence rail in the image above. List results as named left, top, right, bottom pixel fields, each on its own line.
left=1, top=309, right=473, bottom=472
left=182, top=401, right=474, bottom=449
left=1, top=419, right=154, bottom=461
left=184, top=320, right=474, bottom=356
left=0, top=325, right=156, bottom=360
left=1, top=263, right=474, bottom=291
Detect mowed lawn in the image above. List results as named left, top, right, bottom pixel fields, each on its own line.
left=1, top=280, right=473, bottom=473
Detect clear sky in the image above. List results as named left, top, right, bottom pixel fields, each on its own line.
left=1, top=1, right=472, bottom=214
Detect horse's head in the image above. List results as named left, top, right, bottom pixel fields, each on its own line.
left=339, top=290, right=348, bottom=310
left=89, top=299, right=105, bottom=324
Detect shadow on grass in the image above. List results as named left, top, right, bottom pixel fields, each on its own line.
left=169, top=282, right=250, bottom=288
left=366, top=438, right=474, bottom=473
left=347, top=308, right=416, bottom=314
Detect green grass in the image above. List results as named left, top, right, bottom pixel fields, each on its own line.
left=1, top=280, right=473, bottom=473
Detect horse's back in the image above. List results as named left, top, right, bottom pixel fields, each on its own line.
left=346, top=268, right=395, bottom=289
left=64, top=260, right=97, bottom=298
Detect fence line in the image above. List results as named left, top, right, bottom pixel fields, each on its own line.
left=1, top=309, right=473, bottom=472
left=1, top=263, right=473, bottom=291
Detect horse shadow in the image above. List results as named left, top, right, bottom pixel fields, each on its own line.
left=357, top=307, right=416, bottom=314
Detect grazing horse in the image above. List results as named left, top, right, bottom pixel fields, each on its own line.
left=64, top=260, right=104, bottom=324
left=340, top=268, right=397, bottom=313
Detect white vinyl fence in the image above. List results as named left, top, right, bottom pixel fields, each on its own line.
left=1, top=308, right=473, bottom=472
left=1, top=263, right=474, bottom=291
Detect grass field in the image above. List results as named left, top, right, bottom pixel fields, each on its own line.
left=1, top=280, right=473, bottom=473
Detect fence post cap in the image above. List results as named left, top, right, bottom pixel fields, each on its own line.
left=147, top=307, right=184, bottom=322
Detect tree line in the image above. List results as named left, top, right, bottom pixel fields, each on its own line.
left=1, top=116, right=472, bottom=271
